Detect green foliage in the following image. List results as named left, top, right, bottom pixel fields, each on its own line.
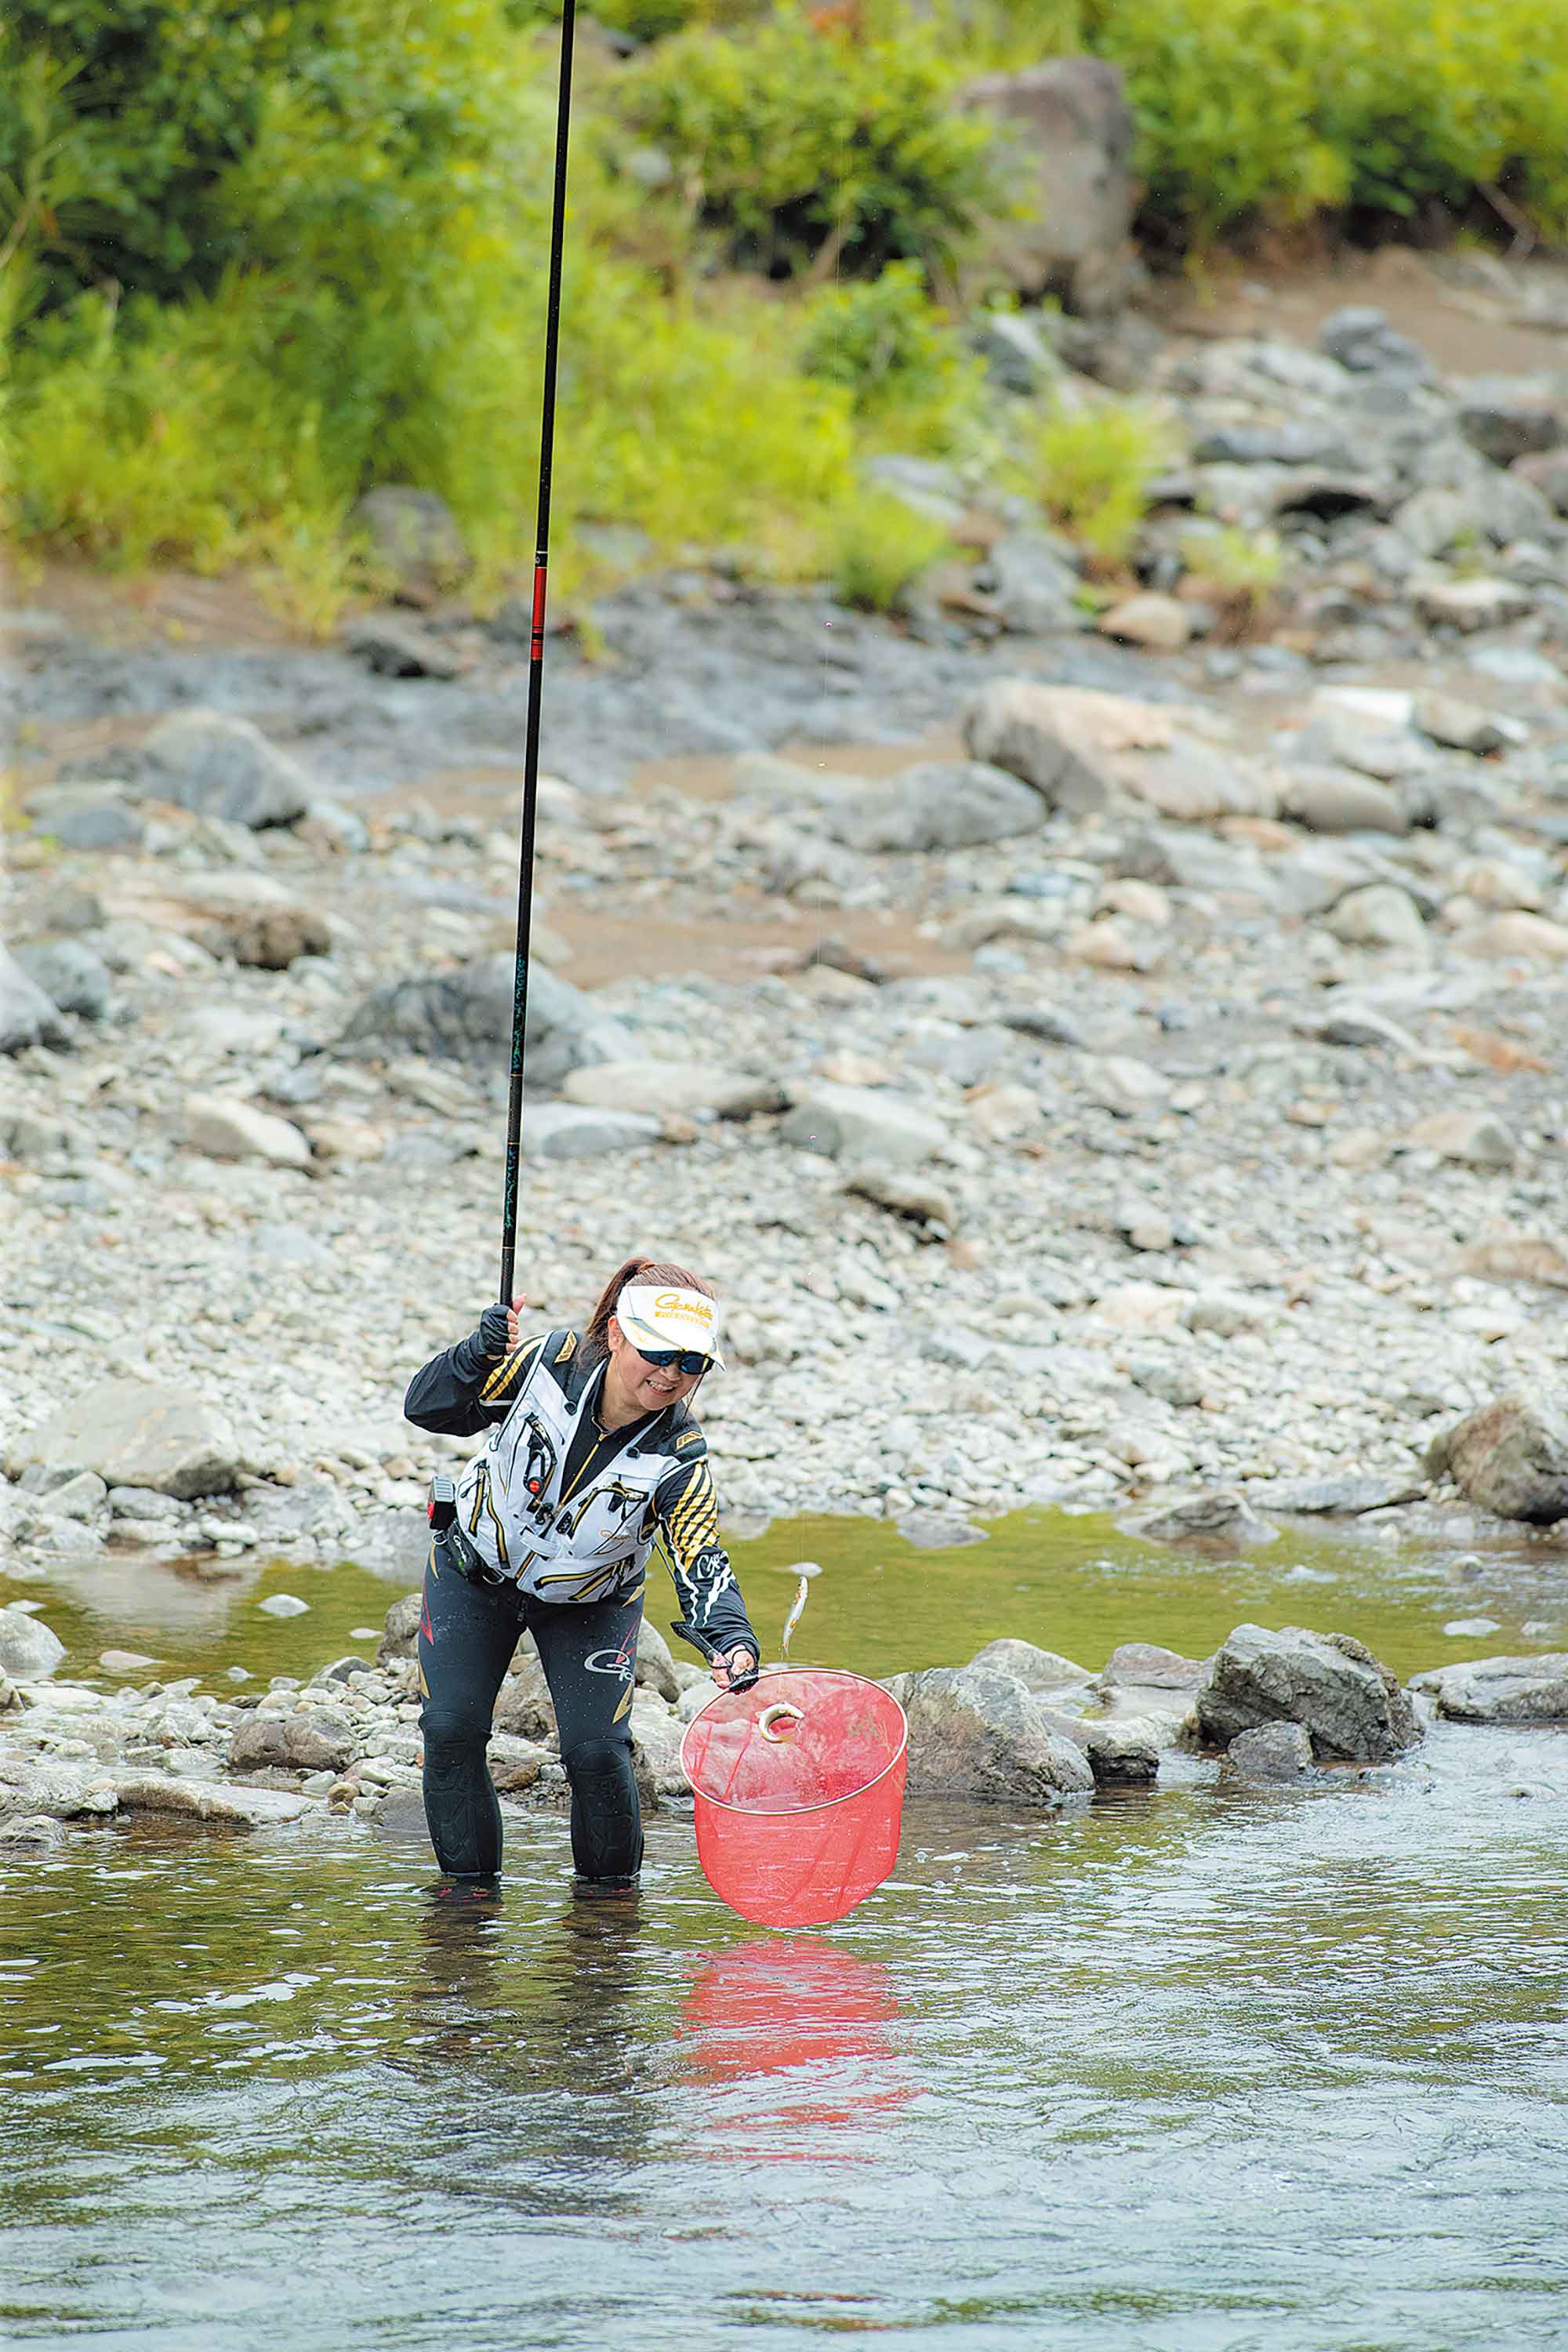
left=1085, top=0, right=1568, bottom=246
left=615, top=3, right=1005, bottom=278
left=1025, top=403, right=1172, bottom=566
left=796, top=261, right=982, bottom=444
left=826, top=489, right=951, bottom=612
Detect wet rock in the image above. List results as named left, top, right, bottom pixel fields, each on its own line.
left=14, top=938, right=112, bottom=1021
left=1426, top=1396, right=1568, bottom=1525
left=630, top=1691, right=688, bottom=1803
left=186, top=1092, right=313, bottom=1170
left=377, top=1592, right=423, bottom=1665
left=115, top=1774, right=307, bottom=1826
left=256, top=1593, right=309, bottom=1618
left=781, top=1083, right=946, bottom=1168
left=898, top=1511, right=989, bottom=1549
left=561, top=1061, right=786, bottom=1120
left=1420, top=1653, right=1568, bottom=1724
left=6, top=1381, right=241, bottom=1500
left=967, top=1637, right=1092, bottom=1690
left=0, top=1607, right=67, bottom=1681
left=635, top=1618, right=681, bottom=1704
left=0, top=946, right=69, bottom=1054
left=958, top=56, right=1137, bottom=314
left=230, top=1707, right=356, bottom=1774
left=488, top=1733, right=553, bottom=1792
left=1131, top=1490, right=1276, bottom=1545
left=1077, top=1718, right=1160, bottom=1784
left=824, top=761, right=1047, bottom=853
left=1406, top=1109, right=1515, bottom=1170
left=1196, top=1622, right=1421, bottom=1761
left=1221, top=1722, right=1313, bottom=1781
left=900, top=1666, right=1095, bottom=1802
left=140, top=710, right=311, bottom=829
left=0, top=1766, right=117, bottom=1820
left=493, top=1651, right=556, bottom=1744
left=349, top=486, right=470, bottom=606
left=1247, top=1474, right=1426, bottom=1515
left=0, top=1815, right=68, bottom=1849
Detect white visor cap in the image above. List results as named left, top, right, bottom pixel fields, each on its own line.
left=615, top=1282, right=724, bottom=1370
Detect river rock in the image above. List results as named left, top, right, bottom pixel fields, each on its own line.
left=1327, top=884, right=1428, bottom=953
left=0, top=946, right=69, bottom=1054
left=629, top=1691, right=688, bottom=1803
left=115, top=1774, right=307, bottom=1826
left=0, top=1815, right=68, bottom=1849
left=897, top=1511, right=989, bottom=1549
left=343, top=614, right=464, bottom=680
left=337, top=956, right=631, bottom=1083
left=0, top=1766, right=118, bottom=1820
left=1221, top=1722, right=1313, bottom=1781
left=825, top=761, right=1047, bottom=853
left=979, top=530, right=1083, bottom=634
left=962, top=680, right=1156, bottom=811
left=1453, top=912, right=1568, bottom=964
left=487, top=1733, right=553, bottom=1792
left=635, top=1617, right=681, bottom=1703
left=186, top=1092, right=313, bottom=1169
left=1405, top=1109, right=1515, bottom=1170
left=1420, top=1653, right=1568, bottom=1723
left=1412, top=692, right=1509, bottom=756
left=1075, top=1054, right=1169, bottom=1116
left=1456, top=387, right=1565, bottom=466
left=378, top=1592, right=423, bottom=1664
left=1281, top=768, right=1409, bottom=838
left=561, top=1061, right=784, bottom=1120
left=1131, top=1490, right=1276, bottom=1545
left=14, top=938, right=112, bottom=1021
left=0, top=1607, right=67, bottom=1681
left=1078, top=1718, right=1161, bottom=1784
left=957, top=56, right=1137, bottom=314
left=1196, top=1623, right=1421, bottom=1761
left=493, top=1651, right=556, bottom=1744
left=1413, top=576, right=1535, bottom=633
left=1097, top=1642, right=1203, bottom=1689
left=523, top=1103, right=662, bottom=1160
left=26, top=782, right=147, bottom=851
left=1425, top=1396, right=1568, bottom=1524
left=1317, top=306, right=1432, bottom=379
left=781, top=1083, right=946, bottom=1168
left=1098, top=593, right=1192, bottom=651
left=1246, top=1474, right=1426, bottom=1515
left=967, top=1637, right=1092, bottom=1690
left=900, top=1666, right=1095, bottom=1802
left=350, top=486, right=470, bottom=604
left=230, top=1707, right=356, bottom=1774
left=1455, top=1235, right=1568, bottom=1290
left=140, top=710, right=311, bottom=829
left=6, top=1381, right=241, bottom=1500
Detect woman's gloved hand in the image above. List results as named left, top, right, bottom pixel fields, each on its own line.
left=477, top=1294, right=528, bottom=1358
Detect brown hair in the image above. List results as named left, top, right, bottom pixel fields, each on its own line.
left=583, top=1256, right=717, bottom=1361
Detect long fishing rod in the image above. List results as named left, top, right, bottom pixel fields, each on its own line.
left=499, top=0, right=579, bottom=1305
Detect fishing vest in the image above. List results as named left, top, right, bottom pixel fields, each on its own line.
left=454, top=1328, right=700, bottom=1605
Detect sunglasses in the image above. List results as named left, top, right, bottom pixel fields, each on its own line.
left=633, top=1344, right=712, bottom=1377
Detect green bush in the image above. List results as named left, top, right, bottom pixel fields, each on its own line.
left=1086, top=0, right=1568, bottom=246
left=614, top=3, right=1005, bottom=278
left=1025, top=403, right=1173, bottom=566
left=827, top=488, right=951, bottom=612
left=796, top=260, right=983, bottom=444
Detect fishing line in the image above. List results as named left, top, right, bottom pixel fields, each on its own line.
left=499, top=0, right=579, bottom=1304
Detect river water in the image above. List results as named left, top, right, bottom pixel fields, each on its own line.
left=5, top=1509, right=1568, bottom=2348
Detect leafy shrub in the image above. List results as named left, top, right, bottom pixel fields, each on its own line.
left=1024, top=403, right=1172, bottom=566
left=615, top=4, right=1005, bottom=278
left=795, top=260, right=985, bottom=452
left=1178, top=522, right=1284, bottom=636
left=827, top=488, right=951, bottom=612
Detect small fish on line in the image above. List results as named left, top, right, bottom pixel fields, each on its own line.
left=782, top=1570, right=815, bottom=1659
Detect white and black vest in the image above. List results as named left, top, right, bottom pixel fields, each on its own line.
left=455, top=1328, right=699, bottom=1604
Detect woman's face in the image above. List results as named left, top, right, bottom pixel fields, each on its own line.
left=605, top=1317, right=706, bottom=1416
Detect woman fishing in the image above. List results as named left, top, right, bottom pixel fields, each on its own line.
left=404, top=1256, right=759, bottom=1899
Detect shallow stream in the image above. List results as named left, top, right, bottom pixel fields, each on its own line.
left=5, top=1510, right=1567, bottom=2348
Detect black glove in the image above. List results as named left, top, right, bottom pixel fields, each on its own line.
left=477, top=1302, right=512, bottom=1359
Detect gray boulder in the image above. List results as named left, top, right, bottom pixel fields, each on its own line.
left=15, top=939, right=111, bottom=1021
left=958, top=57, right=1138, bottom=314
left=377, top=1592, right=423, bottom=1664
left=1221, top=1722, right=1313, bottom=1782
left=230, top=1707, right=357, bottom=1775
left=523, top=1104, right=662, bottom=1160
left=0, top=1607, right=67, bottom=1681
left=25, top=783, right=146, bottom=851
left=1097, top=1642, right=1203, bottom=1690
left=1196, top=1623, right=1421, bottom=1762
left=896, top=1511, right=989, bottom=1549
left=1426, top=1396, right=1568, bottom=1524
left=967, top=1637, right=1092, bottom=1691
left=114, top=1776, right=305, bottom=1826
left=5, top=1381, right=241, bottom=1501
left=0, top=946, right=68, bottom=1054
left=901, top=1665, right=1095, bottom=1802
left=635, top=1617, right=681, bottom=1703
left=1131, top=1490, right=1276, bottom=1545
left=780, top=1083, right=946, bottom=1169
left=824, top=761, right=1047, bottom=853
left=980, top=532, right=1083, bottom=633
left=493, top=1651, right=556, bottom=1744
left=961, top=679, right=1117, bottom=811
left=141, top=710, right=311, bottom=829
left=337, top=955, right=631, bottom=1084
left=1419, top=1653, right=1568, bottom=1724
left=1316, top=307, right=1433, bottom=381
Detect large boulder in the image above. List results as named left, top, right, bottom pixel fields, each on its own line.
left=5, top=1381, right=241, bottom=1501
left=336, top=955, right=631, bottom=1084
left=230, top=1707, right=357, bottom=1775
left=958, top=57, right=1138, bottom=314
left=0, top=946, right=69, bottom=1054
left=377, top=1592, right=424, bottom=1664
left=900, top=1665, right=1095, bottom=1802
left=1417, top=1654, right=1568, bottom=1724
left=0, top=1608, right=67, bottom=1681
left=1425, top=1396, right=1568, bottom=1525
left=140, top=710, right=311, bottom=829
left=823, top=761, right=1048, bottom=853
left=967, top=1638, right=1093, bottom=1692
left=780, top=1083, right=946, bottom=1168
left=15, top=939, right=112, bottom=1021
left=1196, top=1623, right=1421, bottom=1762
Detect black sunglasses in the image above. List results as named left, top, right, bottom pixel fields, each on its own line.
left=633, top=1345, right=712, bottom=1377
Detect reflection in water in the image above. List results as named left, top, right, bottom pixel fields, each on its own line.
left=677, top=1938, right=913, bottom=2158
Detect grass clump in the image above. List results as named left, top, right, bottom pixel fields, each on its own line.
left=1178, top=523, right=1286, bottom=636
left=827, top=490, right=953, bottom=613
left=1024, top=404, right=1173, bottom=568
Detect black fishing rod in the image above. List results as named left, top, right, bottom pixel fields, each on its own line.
left=499, top=0, right=579, bottom=1305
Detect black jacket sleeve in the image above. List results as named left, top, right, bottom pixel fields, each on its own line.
left=652, top=1444, right=758, bottom=1661
left=404, top=1328, right=545, bottom=1436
